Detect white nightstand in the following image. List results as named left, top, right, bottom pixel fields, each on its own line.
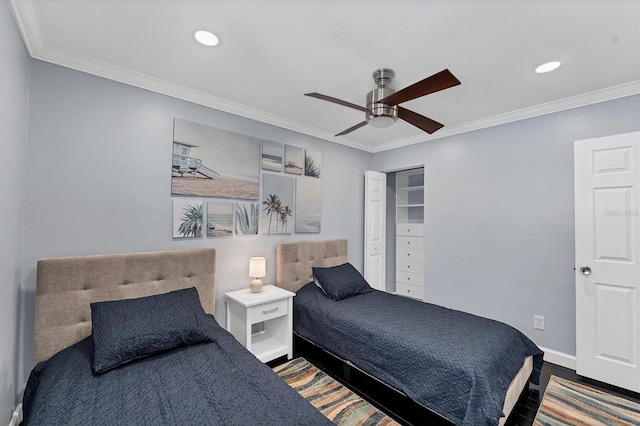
left=224, top=285, right=294, bottom=363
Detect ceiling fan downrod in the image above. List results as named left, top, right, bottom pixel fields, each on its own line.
left=367, top=68, right=398, bottom=128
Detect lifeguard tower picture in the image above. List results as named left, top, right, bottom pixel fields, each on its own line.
left=171, top=118, right=260, bottom=200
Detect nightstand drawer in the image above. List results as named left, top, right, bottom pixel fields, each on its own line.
left=396, top=282, right=424, bottom=300
left=250, top=299, right=287, bottom=323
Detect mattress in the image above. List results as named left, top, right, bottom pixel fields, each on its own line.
left=22, top=314, right=331, bottom=426
left=294, top=283, right=544, bottom=426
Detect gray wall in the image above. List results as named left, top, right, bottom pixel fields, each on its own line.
left=0, top=0, right=31, bottom=420
left=19, top=60, right=373, bottom=385
left=373, top=95, right=640, bottom=356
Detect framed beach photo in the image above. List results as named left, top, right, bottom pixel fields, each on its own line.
left=206, top=202, right=234, bottom=237
left=261, top=174, right=294, bottom=234
left=284, top=145, right=304, bottom=175
left=172, top=198, right=203, bottom=239
left=261, top=140, right=283, bottom=172
left=296, top=178, right=321, bottom=233
left=172, top=118, right=260, bottom=200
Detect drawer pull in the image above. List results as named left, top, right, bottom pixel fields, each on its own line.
left=407, top=253, right=410, bottom=257
left=262, top=307, right=279, bottom=315
left=407, top=265, right=410, bottom=269
left=407, top=277, right=410, bottom=281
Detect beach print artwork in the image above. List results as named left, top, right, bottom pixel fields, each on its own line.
left=262, top=174, right=294, bottom=234
left=235, top=202, right=259, bottom=235
left=172, top=198, right=203, bottom=239
left=296, top=178, right=321, bottom=233
left=262, top=140, right=283, bottom=172
left=284, top=145, right=304, bottom=175
left=206, top=202, right=233, bottom=237
left=305, top=149, right=321, bottom=178
left=172, top=118, right=260, bottom=200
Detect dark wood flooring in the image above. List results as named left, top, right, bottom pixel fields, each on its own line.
left=270, top=339, right=640, bottom=426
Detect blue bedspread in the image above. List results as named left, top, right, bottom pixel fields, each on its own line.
left=22, top=315, right=331, bottom=426
left=294, top=283, right=543, bottom=426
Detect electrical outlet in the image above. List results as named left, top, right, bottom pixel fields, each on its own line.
left=533, top=315, right=545, bottom=330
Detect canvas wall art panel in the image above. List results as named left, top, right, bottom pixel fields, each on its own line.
left=284, top=145, right=304, bottom=175
left=206, top=202, right=234, bottom=237
left=261, top=140, right=283, bottom=172
left=172, top=198, right=203, bottom=239
left=235, top=202, right=259, bottom=235
left=296, top=178, right=321, bottom=233
left=172, top=118, right=260, bottom=200
left=305, top=149, right=321, bottom=178
left=262, top=174, right=294, bottom=234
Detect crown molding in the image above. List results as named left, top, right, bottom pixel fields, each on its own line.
left=371, top=80, right=640, bottom=153
left=11, top=0, right=638, bottom=155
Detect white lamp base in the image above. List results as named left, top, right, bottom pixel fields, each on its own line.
left=250, top=278, right=263, bottom=293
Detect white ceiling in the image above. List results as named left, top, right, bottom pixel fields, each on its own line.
left=10, top=0, right=640, bottom=153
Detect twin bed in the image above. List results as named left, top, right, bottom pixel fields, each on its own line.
left=276, top=239, right=543, bottom=426
left=23, top=249, right=331, bottom=425
left=24, top=241, right=542, bottom=425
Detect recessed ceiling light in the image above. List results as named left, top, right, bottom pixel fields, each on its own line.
left=535, top=61, right=561, bottom=73
left=194, top=30, right=219, bottom=47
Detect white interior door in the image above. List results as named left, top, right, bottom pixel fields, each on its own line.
left=575, top=131, right=640, bottom=392
left=364, top=171, right=386, bottom=291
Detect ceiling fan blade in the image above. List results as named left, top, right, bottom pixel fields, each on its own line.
left=379, top=69, right=461, bottom=106
left=335, top=121, right=368, bottom=136
left=398, top=107, right=444, bottom=134
left=305, top=93, right=367, bottom=112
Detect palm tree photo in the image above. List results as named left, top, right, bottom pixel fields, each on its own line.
left=178, top=203, right=203, bottom=237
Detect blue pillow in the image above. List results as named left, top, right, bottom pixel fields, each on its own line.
left=312, top=263, right=373, bottom=301
left=90, top=287, right=212, bottom=373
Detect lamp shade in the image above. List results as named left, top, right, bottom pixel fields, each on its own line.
left=249, top=257, right=266, bottom=278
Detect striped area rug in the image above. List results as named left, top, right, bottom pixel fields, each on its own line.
left=534, top=375, right=640, bottom=425
left=273, top=357, right=399, bottom=426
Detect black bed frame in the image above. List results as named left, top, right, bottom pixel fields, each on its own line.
left=293, top=333, right=531, bottom=426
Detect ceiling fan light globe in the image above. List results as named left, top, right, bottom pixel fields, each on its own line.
left=368, top=115, right=396, bottom=128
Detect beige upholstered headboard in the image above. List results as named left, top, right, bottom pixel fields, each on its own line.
left=35, top=248, right=216, bottom=363
left=276, top=239, right=348, bottom=292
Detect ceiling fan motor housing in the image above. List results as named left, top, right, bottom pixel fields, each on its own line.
left=367, top=68, right=398, bottom=128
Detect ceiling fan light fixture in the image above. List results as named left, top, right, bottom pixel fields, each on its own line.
left=368, top=115, right=396, bottom=128
left=194, top=30, right=219, bottom=47
left=535, top=61, right=561, bottom=73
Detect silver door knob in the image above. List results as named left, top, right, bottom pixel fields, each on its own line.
left=580, top=266, right=592, bottom=276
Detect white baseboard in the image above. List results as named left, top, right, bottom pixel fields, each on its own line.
left=8, top=403, right=22, bottom=426
left=538, top=346, right=576, bottom=370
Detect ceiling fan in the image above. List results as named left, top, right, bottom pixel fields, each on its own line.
left=305, top=68, right=461, bottom=136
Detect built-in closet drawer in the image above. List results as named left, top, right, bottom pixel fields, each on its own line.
left=396, top=248, right=423, bottom=262
left=396, top=282, right=423, bottom=300
left=396, top=259, right=424, bottom=275
left=396, top=224, right=424, bottom=237
left=396, top=271, right=424, bottom=287
left=397, top=236, right=423, bottom=250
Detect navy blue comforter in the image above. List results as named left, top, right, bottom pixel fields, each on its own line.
left=22, top=315, right=331, bottom=426
left=294, top=283, right=543, bottom=426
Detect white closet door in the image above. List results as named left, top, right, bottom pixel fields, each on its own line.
left=364, top=171, right=386, bottom=291
left=575, top=131, right=640, bottom=392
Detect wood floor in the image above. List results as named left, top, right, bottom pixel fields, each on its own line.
left=272, top=339, right=640, bottom=426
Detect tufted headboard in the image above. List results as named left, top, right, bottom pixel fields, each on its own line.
left=276, top=239, right=348, bottom=292
left=35, top=248, right=216, bottom=363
